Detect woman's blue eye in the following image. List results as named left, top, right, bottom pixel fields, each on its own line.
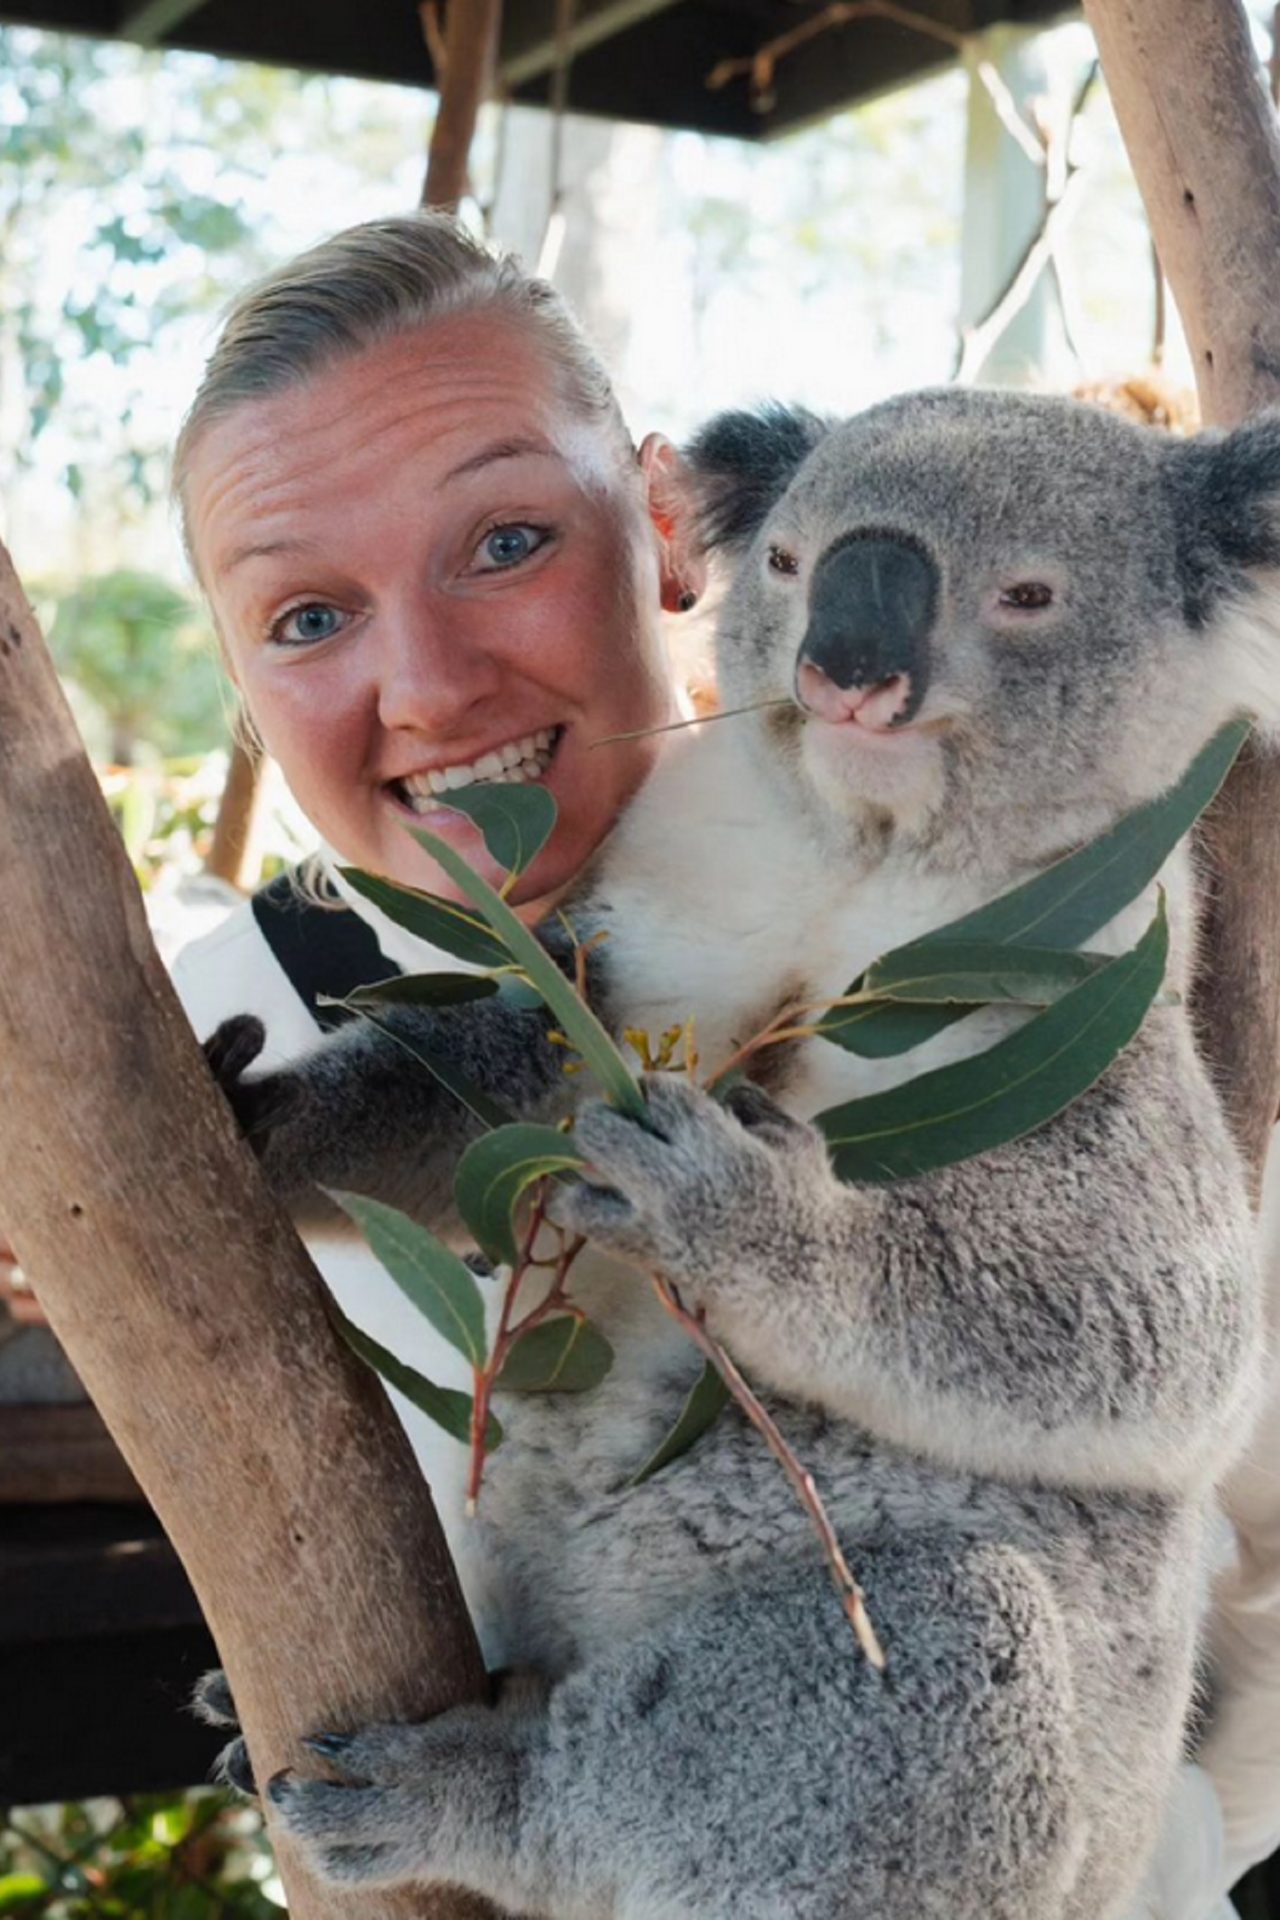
left=477, top=524, right=546, bottom=570
left=274, top=603, right=346, bottom=646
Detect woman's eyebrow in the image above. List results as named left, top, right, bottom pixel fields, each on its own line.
left=442, top=437, right=558, bottom=486
left=221, top=441, right=560, bottom=572
left=223, top=537, right=314, bottom=574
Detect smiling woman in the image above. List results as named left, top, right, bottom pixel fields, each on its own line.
left=176, top=224, right=695, bottom=914
left=168, top=212, right=703, bottom=1624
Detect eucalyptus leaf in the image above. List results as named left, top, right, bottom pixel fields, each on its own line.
left=333, top=972, right=500, bottom=1009
left=339, top=867, right=511, bottom=969
left=825, top=719, right=1245, bottom=1059
left=628, top=1361, right=732, bottom=1485
left=860, top=941, right=1109, bottom=1006
left=495, top=1315, right=614, bottom=1392
left=409, top=821, right=648, bottom=1119
left=437, top=781, right=557, bottom=876
left=818, top=896, right=1168, bottom=1183
left=331, top=1303, right=501, bottom=1450
left=455, top=1123, right=588, bottom=1268
left=331, top=1190, right=488, bottom=1367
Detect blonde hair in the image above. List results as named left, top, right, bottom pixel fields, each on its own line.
left=173, top=211, right=632, bottom=571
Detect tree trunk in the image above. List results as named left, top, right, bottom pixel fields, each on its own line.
left=1081, top=0, right=1280, bottom=1202
left=422, top=0, right=503, bottom=210
left=0, top=546, right=495, bottom=1919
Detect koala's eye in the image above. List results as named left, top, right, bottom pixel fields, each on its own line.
left=767, top=545, right=800, bottom=577
left=999, top=582, right=1054, bottom=611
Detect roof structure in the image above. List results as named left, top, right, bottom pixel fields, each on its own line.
left=3, top=0, right=1073, bottom=138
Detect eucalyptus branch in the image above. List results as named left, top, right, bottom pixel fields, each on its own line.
left=467, top=1181, right=589, bottom=1511
left=591, top=695, right=793, bottom=750
left=650, top=1272, right=885, bottom=1668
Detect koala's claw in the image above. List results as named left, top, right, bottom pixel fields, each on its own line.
left=215, top=1737, right=257, bottom=1799
left=266, top=1706, right=527, bottom=1890
left=192, top=1671, right=258, bottom=1797
left=203, top=1014, right=266, bottom=1085
left=203, top=1014, right=299, bottom=1145
left=192, top=1666, right=239, bottom=1730
left=721, top=1080, right=813, bottom=1148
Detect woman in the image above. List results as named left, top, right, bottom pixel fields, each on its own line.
left=172, top=211, right=1259, bottom=1919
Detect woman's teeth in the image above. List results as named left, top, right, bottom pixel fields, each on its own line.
left=397, top=728, right=560, bottom=810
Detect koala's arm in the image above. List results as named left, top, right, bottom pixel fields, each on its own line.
left=557, top=1020, right=1261, bottom=1495
left=208, top=996, right=570, bottom=1228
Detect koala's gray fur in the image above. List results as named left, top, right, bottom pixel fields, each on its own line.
left=225, top=389, right=1280, bottom=1920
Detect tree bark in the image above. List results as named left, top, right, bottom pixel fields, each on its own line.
left=1081, top=0, right=1280, bottom=1202
left=421, top=0, right=503, bottom=211
left=0, top=545, right=494, bottom=1919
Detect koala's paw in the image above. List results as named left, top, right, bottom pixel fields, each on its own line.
left=191, top=1670, right=256, bottom=1798
left=266, top=1707, right=517, bottom=1890
left=203, top=1015, right=301, bottom=1152
left=550, top=1075, right=827, bottom=1287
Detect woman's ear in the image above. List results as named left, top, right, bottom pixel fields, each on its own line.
left=637, top=432, right=708, bottom=614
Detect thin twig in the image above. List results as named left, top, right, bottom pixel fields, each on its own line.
left=953, top=165, right=1091, bottom=384
left=591, top=695, right=793, bottom=749
left=707, top=0, right=964, bottom=111
left=651, top=1273, right=885, bottom=1668
left=973, top=58, right=1046, bottom=168
left=467, top=1181, right=589, bottom=1509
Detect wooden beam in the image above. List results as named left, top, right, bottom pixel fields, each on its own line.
left=500, top=0, right=678, bottom=88
left=422, top=0, right=503, bottom=209
left=1081, top=0, right=1280, bottom=1204
left=0, top=543, right=494, bottom=1919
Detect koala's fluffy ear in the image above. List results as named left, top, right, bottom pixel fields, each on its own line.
left=683, top=403, right=829, bottom=554
left=1169, top=410, right=1280, bottom=628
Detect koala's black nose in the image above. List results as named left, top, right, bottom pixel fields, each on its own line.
left=797, top=532, right=937, bottom=722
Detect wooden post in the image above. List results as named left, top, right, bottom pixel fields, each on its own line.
left=1081, top=0, right=1280, bottom=1201
left=421, top=0, right=503, bottom=210
left=0, top=548, right=495, bottom=1919
left=205, top=729, right=266, bottom=893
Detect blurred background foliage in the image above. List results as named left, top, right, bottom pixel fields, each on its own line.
left=0, top=1793, right=278, bottom=1916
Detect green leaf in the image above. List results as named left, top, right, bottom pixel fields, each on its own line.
left=332, top=1302, right=501, bottom=1449
left=826, top=719, right=1246, bottom=1059
left=818, top=896, right=1168, bottom=1183
left=336, top=971, right=499, bottom=1009
left=455, top=1124, right=587, bottom=1267
left=628, top=1361, right=732, bottom=1484
left=408, top=822, right=648, bottom=1119
left=331, top=1191, right=488, bottom=1367
left=340, top=867, right=511, bottom=968
left=858, top=941, right=1108, bottom=1006
left=0, top=1876, right=49, bottom=1911
left=495, top=1315, right=614, bottom=1391
left=437, top=782, right=557, bottom=876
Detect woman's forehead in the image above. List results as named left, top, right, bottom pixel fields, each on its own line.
left=186, top=313, right=612, bottom=578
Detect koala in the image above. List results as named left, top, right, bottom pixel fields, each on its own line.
left=217, top=389, right=1280, bottom=1920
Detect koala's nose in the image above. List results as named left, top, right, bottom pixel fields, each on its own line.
left=796, top=533, right=937, bottom=724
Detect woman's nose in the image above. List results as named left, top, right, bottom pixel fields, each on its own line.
left=374, top=605, right=504, bottom=736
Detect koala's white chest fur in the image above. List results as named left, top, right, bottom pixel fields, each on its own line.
left=594, top=725, right=1045, bottom=1112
